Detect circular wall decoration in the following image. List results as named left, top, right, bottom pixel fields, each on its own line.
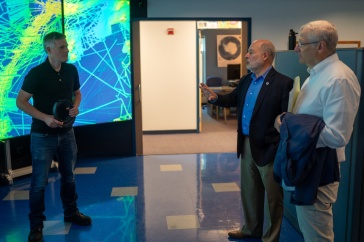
left=216, top=35, right=242, bottom=67
left=218, top=36, right=241, bottom=60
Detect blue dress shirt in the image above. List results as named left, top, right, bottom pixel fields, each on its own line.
left=242, top=67, right=271, bottom=135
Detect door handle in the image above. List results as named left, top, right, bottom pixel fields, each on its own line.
left=138, top=84, right=141, bottom=103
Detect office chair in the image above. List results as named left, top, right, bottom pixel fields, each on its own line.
left=206, top=76, right=223, bottom=87
left=205, top=76, right=228, bottom=122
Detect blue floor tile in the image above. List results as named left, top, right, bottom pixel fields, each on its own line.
left=0, top=153, right=303, bottom=242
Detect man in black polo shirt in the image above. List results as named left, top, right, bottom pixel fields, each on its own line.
left=16, top=32, right=91, bottom=242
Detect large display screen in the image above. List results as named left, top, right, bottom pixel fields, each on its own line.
left=0, top=0, right=131, bottom=140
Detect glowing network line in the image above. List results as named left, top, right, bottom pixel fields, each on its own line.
left=0, top=0, right=131, bottom=140
left=63, top=0, right=131, bottom=124
left=0, top=0, right=62, bottom=139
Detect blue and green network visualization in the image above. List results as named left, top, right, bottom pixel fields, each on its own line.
left=0, top=0, right=131, bottom=140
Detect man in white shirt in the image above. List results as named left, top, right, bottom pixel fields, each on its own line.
left=275, top=20, right=361, bottom=241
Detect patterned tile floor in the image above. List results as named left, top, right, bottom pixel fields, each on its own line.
left=0, top=153, right=304, bottom=242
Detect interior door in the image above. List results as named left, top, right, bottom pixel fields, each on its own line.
left=198, top=35, right=206, bottom=131
left=139, top=21, right=198, bottom=133
left=132, top=21, right=143, bottom=155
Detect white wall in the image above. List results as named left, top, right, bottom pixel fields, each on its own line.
left=140, top=21, right=197, bottom=131
left=147, top=0, right=364, bottom=51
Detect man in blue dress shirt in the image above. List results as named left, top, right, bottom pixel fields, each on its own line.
left=200, top=39, right=293, bottom=242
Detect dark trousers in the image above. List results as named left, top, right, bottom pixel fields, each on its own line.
left=29, top=129, right=79, bottom=229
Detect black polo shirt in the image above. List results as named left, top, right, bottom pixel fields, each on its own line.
left=21, top=58, right=80, bottom=133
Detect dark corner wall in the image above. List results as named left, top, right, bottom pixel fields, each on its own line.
left=130, top=0, right=147, bottom=19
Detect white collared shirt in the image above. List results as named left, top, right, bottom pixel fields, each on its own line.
left=293, top=53, right=361, bottom=162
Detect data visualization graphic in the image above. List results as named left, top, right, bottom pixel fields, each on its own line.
left=0, top=0, right=131, bottom=140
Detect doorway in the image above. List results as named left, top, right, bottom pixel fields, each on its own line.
left=132, top=18, right=251, bottom=155
left=197, top=20, right=249, bottom=130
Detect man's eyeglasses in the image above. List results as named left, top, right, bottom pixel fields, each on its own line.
left=297, top=41, right=321, bottom=47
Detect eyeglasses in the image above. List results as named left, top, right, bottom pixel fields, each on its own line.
left=297, top=41, right=321, bottom=47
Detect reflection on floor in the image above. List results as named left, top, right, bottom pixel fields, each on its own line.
left=0, top=153, right=304, bottom=242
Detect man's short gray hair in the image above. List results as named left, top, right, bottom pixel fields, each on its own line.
left=301, top=20, right=338, bottom=53
left=43, top=32, right=66, bottom=52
